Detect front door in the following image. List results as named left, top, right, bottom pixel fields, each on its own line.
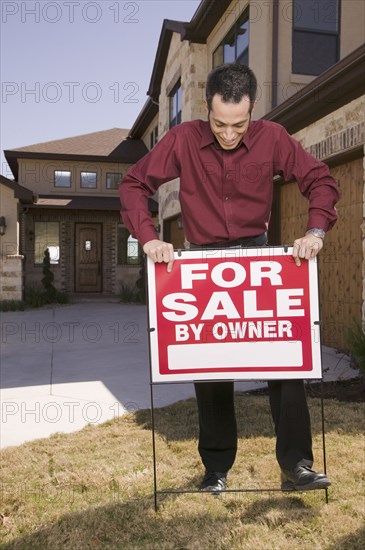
left=75, top=223, right=102, bottom=292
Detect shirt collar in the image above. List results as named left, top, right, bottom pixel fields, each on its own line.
left=200, top=120, right=251, bottom=151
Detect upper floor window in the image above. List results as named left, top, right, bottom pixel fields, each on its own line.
left=54, top=170, right=71, bottom=188
left=150, top=126, right=158, bottom=149
left=80, top=171, right=97, bottom=189
left=34, top=222, right=60, bottom=265
left=213, top=8, right=249, bottom=68
left=106, top=172, right=122, bottom=190
left=169, top=81, right=182, bottom=129
left=292, top=0, right=340, bottom=75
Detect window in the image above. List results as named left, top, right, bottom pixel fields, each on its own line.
left=292, top=0, right=340, bottom=75
left=169, top=81, right=182, bottom=129
left=117, top=225, right=141, bottom=265
left=150, top=126, right=158, bottom=149
left=106, top=173, right=122, bottom=190
left=34, top=222, right=60, bottom=265
left=80, top=171, right=97, bottom=189
left=54, top=170, right=71, bottom=188
left=213, top=9, right=249, bottom=68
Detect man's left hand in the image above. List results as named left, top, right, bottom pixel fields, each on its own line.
left=292, top=233, right=323, bottom=267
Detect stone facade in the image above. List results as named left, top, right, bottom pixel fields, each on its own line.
left=0, top=181, right=23, bottom=302
left=157, top=33, right=208, bottom=238
left=139, top=5, right=365, bottom=347
left=279, top=96, right=365, bottom=346
left=363, top=147, right=365, bottom=326
left=293, top=97, right=365, bottom=153
left=0, top=255, right=24, bottom=301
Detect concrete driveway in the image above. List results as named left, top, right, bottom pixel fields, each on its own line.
left=0, top=302, right=357, bottom=449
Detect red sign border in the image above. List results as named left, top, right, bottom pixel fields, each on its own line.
left=147, top=247, right=322, bottom=383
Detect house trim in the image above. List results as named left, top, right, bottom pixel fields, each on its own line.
left=263, top=44, right=365, bottom=133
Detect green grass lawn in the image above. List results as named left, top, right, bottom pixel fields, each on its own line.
left=1, top=395, right=364, bottom=549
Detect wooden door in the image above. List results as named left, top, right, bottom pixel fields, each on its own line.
left=75, top=223, right=102, bottom=292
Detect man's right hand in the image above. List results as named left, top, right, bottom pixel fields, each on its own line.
left=143, top=239, right=175, bottom=272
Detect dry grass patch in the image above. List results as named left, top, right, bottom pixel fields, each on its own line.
left=0, top=395, right=364, bottom=549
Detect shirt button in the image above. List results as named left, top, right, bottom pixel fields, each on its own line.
left=224, top=195, right=231, bottom=201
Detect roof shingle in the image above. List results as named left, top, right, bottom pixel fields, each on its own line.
left=8, top=128, right=129, bottom=157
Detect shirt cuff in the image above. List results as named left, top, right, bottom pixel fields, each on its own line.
left=306, top=216, right=331, bottom=233
left=138, top=227, right=160, bottom=247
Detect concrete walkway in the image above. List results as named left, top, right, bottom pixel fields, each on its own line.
left=0, top=302, right=359, bottom=449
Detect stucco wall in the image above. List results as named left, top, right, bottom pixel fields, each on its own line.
left=206, top=0, right=365, bottom=117
left=17, top=159, right=131, bottom=196
left=0, top=184, right=19, bottom=256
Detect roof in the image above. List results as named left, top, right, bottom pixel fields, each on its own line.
left=0, top=174, right=33, bottom=202
left=129, top=98, right=159, bottom=139
left=4, top=128, right=149, bottom=179
left=7, top=128, right=129, bottom=156
left=27, top=194, right=158, bottom=213
left=147, top=19, right=189, bottom=101
left=146, top=1, right=232, bottom=101
left=182, top=0, right=233, bottom=43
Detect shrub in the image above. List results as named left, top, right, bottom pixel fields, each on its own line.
left=135, top=262, right=146, bottom=304
left=0, top=300, right=26, bottom=312
left=24, top=287, right=50, bottom=308
left=24, top=287, right=69, bottom=307
left=346, top=321, right=365, bottom=374
left=119, top=283, right=137, bottom=303
left=41, top=248, right=57, bottom=300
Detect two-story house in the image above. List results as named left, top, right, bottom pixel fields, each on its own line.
left=3, top=128, right=156, bottom=296
left=1, top=0, right=364, bottom=350
left=125, top=0, right=365, bottom=349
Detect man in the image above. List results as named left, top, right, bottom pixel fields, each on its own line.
left=120, top=63, right=339, bottom=493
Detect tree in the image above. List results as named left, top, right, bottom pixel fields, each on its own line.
left=41, top=248, right=56, bottom=300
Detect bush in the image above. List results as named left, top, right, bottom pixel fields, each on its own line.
left=23, top=287, right=68, bottom=308
left=135, top=262, right=146, bottom=304
left=24, top=287, right=50, bottom=307
left=0, top=289, right=69, bottom=311
left=118, top=283, right=137, bottom=303
left=346, top=321, right=365, bottom=374
left=0, top=300, right=26, bottom=312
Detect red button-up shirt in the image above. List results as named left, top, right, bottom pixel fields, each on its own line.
left=119, top=119, right=339, bottom=246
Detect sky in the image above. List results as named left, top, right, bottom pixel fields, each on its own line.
left=0, top=0, right=201, bottom=178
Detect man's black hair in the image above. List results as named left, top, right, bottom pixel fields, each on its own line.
left=205, top=63, right=257, bottom=112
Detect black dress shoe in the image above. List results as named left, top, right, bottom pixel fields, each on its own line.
left=281, top=464, right=331, bottom=491
left=200, top=471, right=227, bottom=495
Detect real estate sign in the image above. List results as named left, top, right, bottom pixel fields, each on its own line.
left=147, top=247, right=322, bottom=382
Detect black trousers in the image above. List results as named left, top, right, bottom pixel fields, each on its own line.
left=194, top=380, right=313, bottom=472
left=190, top=235, right=313, bottom=473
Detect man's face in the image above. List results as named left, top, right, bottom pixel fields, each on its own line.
left=208, top=94, right=252, bottom=150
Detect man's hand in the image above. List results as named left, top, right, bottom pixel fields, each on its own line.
left=292, top=233, right=324, bottom=267
left=143, top=239, right=175, bottom=272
